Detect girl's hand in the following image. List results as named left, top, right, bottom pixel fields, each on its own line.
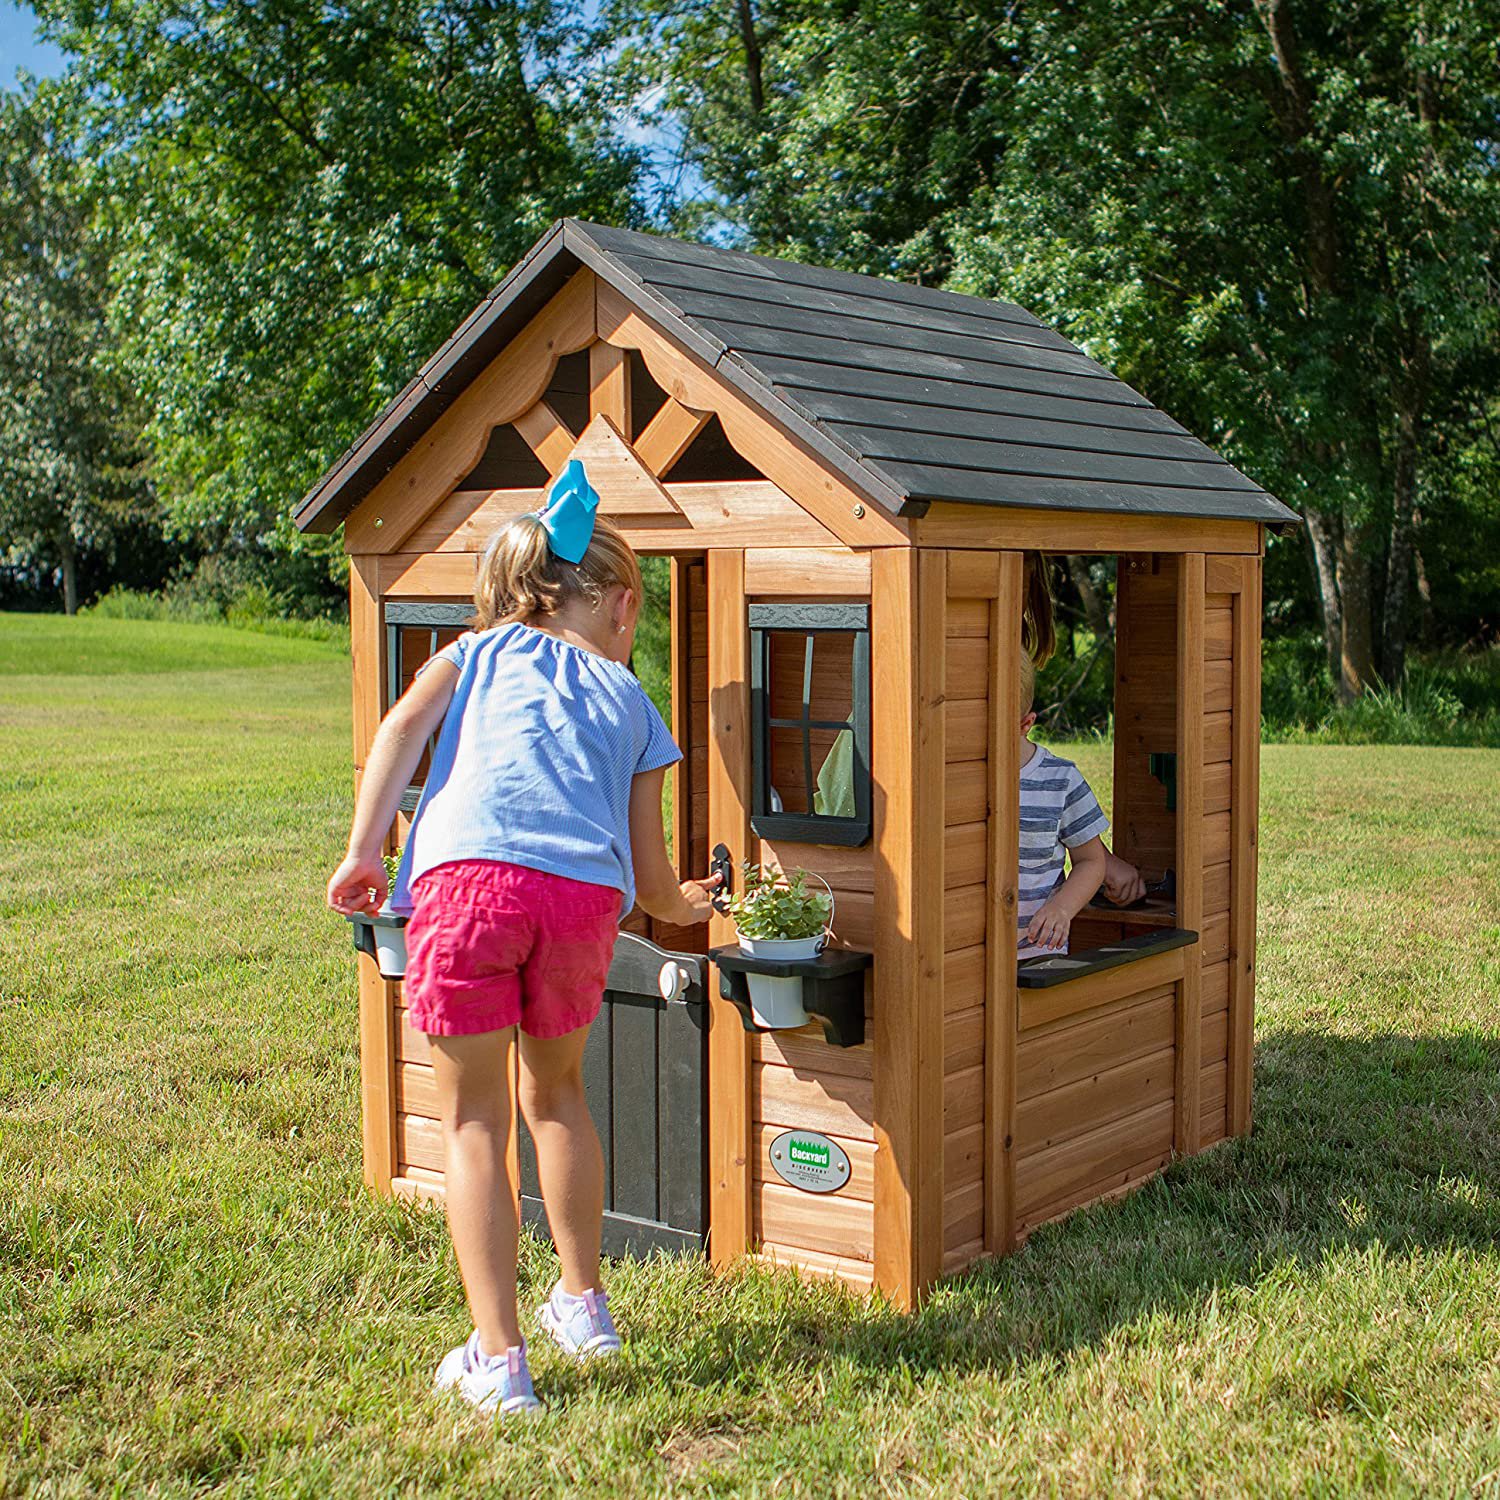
left=327, top=851, right=388, bottom=917
left=676, top=874, right=723, bottom=924
left=1026, top=899, right=1071, bottom=952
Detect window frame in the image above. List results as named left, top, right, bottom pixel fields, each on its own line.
left=748, top=602, right=872, bottom=847
left=384, top=601, right=473, bottom=812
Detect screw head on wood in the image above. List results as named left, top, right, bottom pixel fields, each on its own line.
left=852, top=503, right=865, bottom=519
left=374, top=518, right=384, bottom=529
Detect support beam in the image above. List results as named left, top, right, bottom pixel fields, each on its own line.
left=350, top=555, right=397, bottom=1193
left=635, top=398, right=711, bottom=478
left=589, top=341, right=632, bottom=437
left=512, top=399, right=576, bottom=476
left=872, top=547, right=946, bottom=1308
left=986, top=551, right=1024, bottom=1253
left=707, top=549, right=752, bottom=1267
left=1174, top=553, right=1206, bottom=1155
left=1228, top=554, right=1261, bottom=1135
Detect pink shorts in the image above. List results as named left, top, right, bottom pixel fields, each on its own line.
left=403, top=860, right=622, bottom=1038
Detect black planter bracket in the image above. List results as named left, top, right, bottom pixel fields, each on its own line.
left=708, top=945, right=873, bottom=1048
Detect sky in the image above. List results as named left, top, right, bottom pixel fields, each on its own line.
left=0, top=1, right=65, bottom=87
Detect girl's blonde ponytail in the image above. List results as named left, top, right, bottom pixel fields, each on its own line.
left=473, top=511, right=644, bottom=630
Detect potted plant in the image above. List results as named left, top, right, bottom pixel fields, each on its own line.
left=724, top=864, right=833, bottom=1028
left=349, top=850, right=409, bottom=980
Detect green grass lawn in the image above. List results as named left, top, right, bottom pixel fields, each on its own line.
left=2, top=613, right=1498, bottom=1498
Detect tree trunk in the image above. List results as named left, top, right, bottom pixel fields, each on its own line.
left=1066, top=555, right=1112, bottom=638
left=1304, top=508, right=1343, bottom=685
left=60, top=533, right=78, bottom=616
left=1335, top=522, right=1379, bottom=702
left=1382, top=346, right=1428, bottom=685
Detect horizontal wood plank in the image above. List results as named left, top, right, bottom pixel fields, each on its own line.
left=754, top=1180, right=874, bottom=1260
left=1017, top=946, right=1187, bottom=1032
left=1014, top=1046, right=1176, bottom=1155
left=944, top=1006, right=985, bottom=1076
left=753, top=1242, right=875, bottom=1290
left=753, top=1061, right=874, bottom=1140
left=745, top=548, right=871, bottom=595
left=1016, top=1099, right=1175, bottom=1224
left=1016, top=987, right=1175, bottom=1098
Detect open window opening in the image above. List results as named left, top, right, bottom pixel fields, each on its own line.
left=1016, top=550, right=1213, bottom=987
left=620, top=554, right=710, bottom=953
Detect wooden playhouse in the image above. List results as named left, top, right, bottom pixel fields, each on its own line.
left=297, top=221, right=1297, bottom=1311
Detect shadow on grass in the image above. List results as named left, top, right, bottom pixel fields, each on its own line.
left=582, top=1028, right=1500, bottom=1397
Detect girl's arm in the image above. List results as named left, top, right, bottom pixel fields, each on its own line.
left=1026, top=835, right=1108, bottom=951
left=628, top=767, right=720, bottom=925
left=326, top=661, right=460, bottom=915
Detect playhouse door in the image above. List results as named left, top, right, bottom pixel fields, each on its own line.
left=515, top=932, right=710, bottom=1256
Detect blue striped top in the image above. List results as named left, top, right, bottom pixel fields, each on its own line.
left=391, top=623, right=681, bottom=912
left=1017, top=743, right=1109, bottom=959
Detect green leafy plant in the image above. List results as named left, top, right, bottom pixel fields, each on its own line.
left=726, top=863, right=831, bottom=942
left=382, top=849, right=402, bottom=898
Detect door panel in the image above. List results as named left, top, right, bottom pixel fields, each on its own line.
left=518, top=932, right=709, bottom=1257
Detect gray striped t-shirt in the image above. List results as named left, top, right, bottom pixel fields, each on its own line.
left=1017, top=744, right=1109, bottom=960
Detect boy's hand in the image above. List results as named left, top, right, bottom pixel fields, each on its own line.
left=1026, top=898, right=1072, bottom=952
left=328, top=851, right=387, bottom=917
left=676, top=874, right=723, bottom=924
left=1101, top=852, right=1146, bottom=906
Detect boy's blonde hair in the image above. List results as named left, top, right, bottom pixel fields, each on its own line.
left=1018, top=650, right=1037, bottom=718
left=473, top=512, right=643, bottom=630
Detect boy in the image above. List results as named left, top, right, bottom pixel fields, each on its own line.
left=1017, top=651, right=1113, bottom=956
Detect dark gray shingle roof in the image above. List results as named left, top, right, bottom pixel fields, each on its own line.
left=296, top=219, right=1296, bottom=533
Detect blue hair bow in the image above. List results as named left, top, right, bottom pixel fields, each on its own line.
left=537, top=459, right=599, bottom=564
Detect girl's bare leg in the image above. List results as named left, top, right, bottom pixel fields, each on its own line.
left=518, top=1026, right=603, bottom=1296
left=427, top=1028, right=523, bottom=1356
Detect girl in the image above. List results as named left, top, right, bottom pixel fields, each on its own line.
left=327, top=469, right=718, bottom=1416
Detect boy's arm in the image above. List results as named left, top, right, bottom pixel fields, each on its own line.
left=1026, top=835, right=1107, bottom=951
left=326, top=660, right=459, bottom=915
left=628, top=767, right=721, bottom=925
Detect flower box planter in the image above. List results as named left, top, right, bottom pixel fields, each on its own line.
left=709, top=945, right=873, bottom=1048
left=348, top=909, right=409, bottom=980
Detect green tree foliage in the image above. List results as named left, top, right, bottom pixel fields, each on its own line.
left=0, top=89, right=152, bottom=614
left=35, top=0, right=645, bottom=587
left=608, top=0, right=1500, bottom=696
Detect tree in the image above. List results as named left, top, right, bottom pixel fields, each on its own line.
left=609, top=0, right=1500, bottom=698
left=36, top=0, right=645, bottom=580
left=0, top=90, right=150, bottom=614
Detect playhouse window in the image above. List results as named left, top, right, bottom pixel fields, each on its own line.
left=749, top=603, right=871, bottom=847
left=384, top=601, right=472, bottom=811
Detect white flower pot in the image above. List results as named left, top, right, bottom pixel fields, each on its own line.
left=350, top=908, right=409, bottom=980
left=371, top=915, right=408, bottom=980
left=737, top=932, right=824, bottom=1030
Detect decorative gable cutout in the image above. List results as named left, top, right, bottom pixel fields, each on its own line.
left=565, top=414, right=683, bottom=519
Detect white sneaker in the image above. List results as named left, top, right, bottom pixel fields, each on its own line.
left=536, top=1283, right=623, bottom=1359
left=434, top=1332, right=542, bottom=1416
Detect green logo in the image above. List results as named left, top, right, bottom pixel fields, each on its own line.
left=788, top=1137, right=829, bottom=1169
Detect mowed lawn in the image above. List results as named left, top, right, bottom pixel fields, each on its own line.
left=2, top=614, right=1497, bottom=1499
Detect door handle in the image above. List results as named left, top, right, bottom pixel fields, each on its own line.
left=710, top=842, right=734, bottom=913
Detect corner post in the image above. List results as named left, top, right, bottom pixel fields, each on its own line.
left=872, top=548, right=946, bottom=1307
left=706, top=549, right=752, bottom=1265
left=986, top=552, right=1024, bottom=1252
left=1175, top=553, right=1206, bottom=1155
left=1228, top=549, right=1262, bottom=1135
left=350, top=555, right=398, bottom=1193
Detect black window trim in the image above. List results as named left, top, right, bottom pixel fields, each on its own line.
left=748, top=602, right=872, bottom=847
left=384, top=601, right=474, bottom=812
